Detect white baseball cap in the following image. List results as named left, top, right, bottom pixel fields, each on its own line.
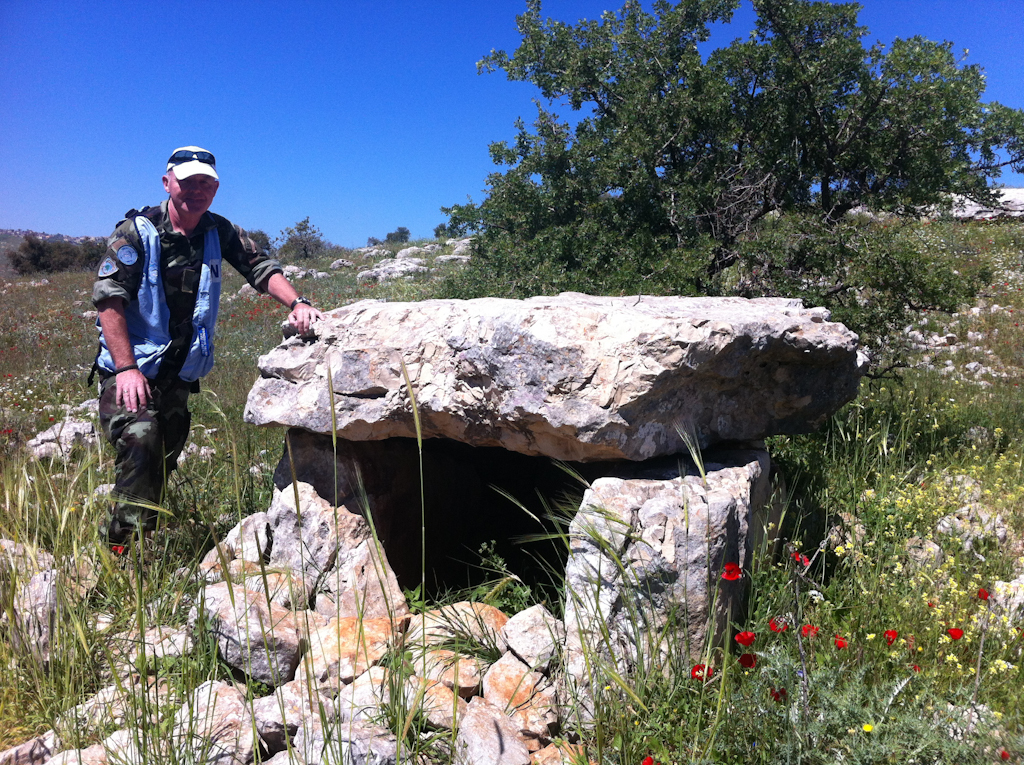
left=166, top=146, right=219, bottom=180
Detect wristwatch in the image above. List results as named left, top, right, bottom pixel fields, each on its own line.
left=290, top=296, right=313, bottom=310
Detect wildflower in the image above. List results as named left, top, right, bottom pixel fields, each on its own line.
left=834, top=635, right=848, bottom=649
left=978, top=588, right=990, bottom=601
left=769, top=617, right=788, bottom=633
left=1000, top=750, right=1010, bottom=761
left=884, top=629, right=898, bottom=646
left=769, top=687, right=787, bottom=702
left=801, top=624, right=819, bottom=638
left=642, top=757, right=655, bottom=765
left=722, top=562, right=742, bottom=581
left=947, top=628, right=964, bottom=640
left=912, top=664, right=921, bottom=672
left=739, top=653, right=757, bottom=668
left=691, top=664, right=713, bottom=680
left=735, top=631, right=756, bottom=647
left=791, top=551, right=810, bottom=567
left=862, top=724, right=874, bottom=733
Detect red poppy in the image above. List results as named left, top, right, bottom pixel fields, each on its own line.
left=947, top=628, right=964, bottom=640
left=110, top=545, right=126, bottom=556
left=978, top=588, right=990, bottom=601
left=769, top=687, right=787, bottom=702
left=722, top=562, right=742, bottom=581
left=912, top=664, right=921, bottom=673
left=738, top=653, right=757, bottom=668
left=928, top=601, right=936, bottom=608
left=801, top=624, right=819, bottom=638
left=884, top=629, right=898, bottom=646
left=769, top=617, right=789, bottom=633
left=735, top=631, right=756, bottom=647
left=1000, top=749, right=1010, bottom=761
left=691, top=664, right=713, bottom=680
left=791, top=551, right=810, bottom=566
left=834, top=635, right=848, bottom=649
left=642, top=757, right=655, bottom=765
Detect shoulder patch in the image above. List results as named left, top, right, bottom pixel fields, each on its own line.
left=98, top=257, right=118, bottom=277
left=116, top=245, right=139, bottom=266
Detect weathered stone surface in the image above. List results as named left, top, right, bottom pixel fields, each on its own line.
left=455, top=697, right=531, bottom=765
left=991, top=574, right=1024, bottom=627
left=316, top=537, right=408, bottom=621
left=47, top=744, right=107, bottom=765
left=0, top=729, right=59, bottom=765
left=27, top=418, right=97, bottom=460
left=530, top=742, right=590, bottom=765
left=406, top=602, right=508, bottom=650
left=304, top=616, right=395, bottom=689
left=334, top=665, right=389, bottom=723
left=170, top=681, right=255, bottom=765
left=293, top=716, right=398, bottom=765
left=501, top=604, right=564, bottom=671
left=8, top=569, right=59, bottom=660
left=483, top=653, right=558, bottom=748
left=188, top=582, right=303, bottom=686
left=936, top=502, right=1007, bottom=551
left=57, top=675, right=176, bottom=732
left=0, top=539, right=55, bottom=583
left=267, top=482, right=370, bottom=583
left=245, top=294, right=865, bottom=461
left=224, top=512, right=271, bottom=563
left=404, top=675, right=467, bottom=730
left=356, top=257, right=429, bottom=283
left=252, top=679, right=332, bottom=751
left=411, top=647, right=484, bottom=698
left=563, top=448, right=770, bottom=690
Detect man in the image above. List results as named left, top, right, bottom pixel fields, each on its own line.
left=92, top=146, right=323, bottom=546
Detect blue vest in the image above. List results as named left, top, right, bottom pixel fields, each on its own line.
left=96, top=216, right=222, bottom=382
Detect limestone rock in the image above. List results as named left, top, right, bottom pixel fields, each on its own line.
left=356, top=258, right=428, bottom=283
left=47, top=745, right=107, bottom=765
left=27, top=418, right=97, bottom=460
left=0, top=730, right=59, bottom=765
left=330, top=258, right=354, bottom=269
left=245, top=294, right=865, bottom=461
left=483, top=653, right=558, bottom=748
left=406, top=602, right=508, bottom=651
left=501, top=604, right=564, bottom=671
left=293, top=715, right=398, bottom=765
left=252, top=679, right=332, bottom=751
left=397, top=246, right=429, bottom=259
left=936, top=502, right=1007, bottom=550
left=8, top=569, right=59, bottom=660
left=188, top=582, right=304, bottom=686
left=991, top=574, right=1024, bottom=626
left=224, top=512, right=271, bottom=563
left=410, top=647, right=484, bottom=698
left=304, top=616, right=395, bottom=690
left=170, top=681, right=255, bottom=765
left=404, top=675, right=467, bottom=729
left=315, top=537, right=408, bottom=621
left=530, top=742, right=591, bottom=765
left=57, top=675, right=176, bottom=733
left=0, top=539, right=55, bottom=583
left=334, top=665, right=389, bottom=723
left=563, top=448, right=770, bottom=692
left=267, top=482, right=371, bottom=584
left=455, top=697, right=531, bottom=765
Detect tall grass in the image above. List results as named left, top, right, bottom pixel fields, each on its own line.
left=1, top=225, right=1023, bottom=761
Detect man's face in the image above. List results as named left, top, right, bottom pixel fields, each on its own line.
left=163, top=170, right=219, bottom=216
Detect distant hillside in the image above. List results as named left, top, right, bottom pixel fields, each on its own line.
left=0, top=229, right=105, bottom=279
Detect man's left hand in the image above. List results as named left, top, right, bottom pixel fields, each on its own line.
left=289, top=302, right=323, bottom=335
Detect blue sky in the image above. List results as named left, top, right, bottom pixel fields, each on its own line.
left=1, top=0, right=1022, bottom=245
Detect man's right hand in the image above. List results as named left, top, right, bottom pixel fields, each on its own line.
left=116, top=368, right=151, bottom=412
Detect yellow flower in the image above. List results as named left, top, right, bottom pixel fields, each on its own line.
left=862, top=724, right=874, bottom=733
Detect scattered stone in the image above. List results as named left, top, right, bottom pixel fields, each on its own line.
left=223, top=512, right=272, bottom=563
left=304, top=616, right=395, bottom=690
left=411, top=647, right=484, bottom=698
left=501, top=604, right=564, bottom=672
left=57, top=675, right=177, bottom=734
left=292, top=715, right=398, bottom=765
left=237, top=283, right=258, bottom=297
left=0, top=539, right=55, bottom=583
left=435, top=254, right=471, bottom=265
left=990, top=574, right=1024, bottom=626
left=170, top=681, right=256, bottom=765
left=404, top=675, right=467, bottom=729
left=315, top=537, right=408, bottom=621
left=530, top=742, right=590, bottom=765
left=334, top=665, right=389, bottom=723
left=356, top=258, right=429, bottom=283
left=47, top=744, right=107, bottom=765
left=252, top=678, right=332, bottom=751
left=8, top=569, right=59, bottom=660
left=454, top=696, right=531, bottom=765
left=482, top=652, right=558, bottom=748
left=330, top=259, right=354, bottom=269
left=397, top=246, right=429, bottom=259
left=176, top=442, right=216, bottom=466
left=188, top=582, right=304, bottom=687
left=936, top=503, right=1007, bottom=551
left=27, top=418, right=97, bottom=460
left=0, top=729, right=60, bottom=765
left=406, top=602, right=509, bottom=651
left=905, top=537, right=944, bottom=568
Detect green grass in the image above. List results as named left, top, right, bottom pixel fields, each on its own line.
left=1, top=226, right=1024, bottom=762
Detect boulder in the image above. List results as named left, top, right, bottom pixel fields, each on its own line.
left=245, top=294, right=865, bottom=461
left=252, top=679, right=332, bottom=751
left=482, top=652, right=558, bottom=748
left=27, top=418, right=97, bottom=460
left=0, top=730, right=60, bottom=765
left=563, top=447, right=770, bottom=690
left=501, top=604, right=563, bottom=671
left=356, top=258, right=429, bottom=283
left=405, top=602, right=508, bottom=651
left=455, top=697, right=531, bottom=765
left=170, top=681, right=255, bottom=765
left=315, top=537, right=408, bottom=621
left=303, top=616, right=395, bottom=690
left=410, top=647, right=484, bottom=698
left=330, top=259, right=354, bottom=269
left=188, top=582, right=304, bottom=687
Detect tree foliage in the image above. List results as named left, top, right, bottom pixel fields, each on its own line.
left=385, top=226, right=411, bottom=244
left=10, top=236, right=106, bottom=274
left=277, top=217, right=326, bottom=259
left=440, top=0, right=1022, bottom=362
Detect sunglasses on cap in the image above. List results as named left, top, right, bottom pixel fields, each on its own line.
left=168, top=150, right=216, bottom=167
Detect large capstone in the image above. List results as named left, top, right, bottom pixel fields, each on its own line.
left=244, top=293, right=865, bottom=461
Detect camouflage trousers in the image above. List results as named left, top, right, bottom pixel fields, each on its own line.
left=98, top=374, right=193, bottom=542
